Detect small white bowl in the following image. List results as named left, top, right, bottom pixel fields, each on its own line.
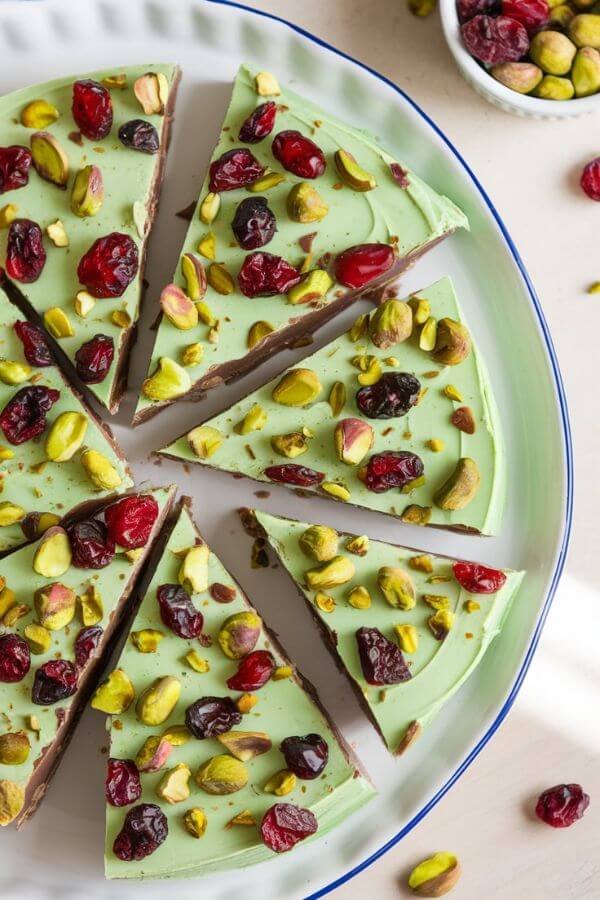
left=439, top=0, right=600, bottom=118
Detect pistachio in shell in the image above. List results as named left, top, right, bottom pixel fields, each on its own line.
left=572, top=46, right=600, bottom=95
left=369, top=299, right=412, bottom=349
left=530, top=30, right=577, bottom=74
left=298, top=525, right=339, bottom=562
left=490, top=61, right=543, bottom=93
left=569, top=13, right=600, bottom=47
left=433, top=318, right=471, bottom=366
left=533, top=75, right=575, bottom=99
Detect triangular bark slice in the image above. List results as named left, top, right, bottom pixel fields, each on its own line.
left=0, top=485, right=175, bottom=828
left=160, top=277, right=504, bottom=535
left=244, top=509, right=524, bottom=755
left=101, top=499, right=374, bottom=879
left=0, top=64, right=180, bottom=412
left=134, top=64, right=468, bottom=423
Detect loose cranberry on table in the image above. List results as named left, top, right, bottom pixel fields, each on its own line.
left=74, top=625, right=103, bottom=668
left=32, top=659, right=78, bottom=705
left=5, top=219, right=46, bottom=283
left=356, top=372, right=421, bottom=419
left=113, top=803, right=168, bottom=861
left=238, top=101, right=277, bottom=143
left=157, top=583, right=203, bottom=639
left=75, top=334, right=114, bottom=384
left=238, top=251, right=301, bottom=297
left=77, top=233, right=139, bottom=298
left=361, top=450, right=424, bottom=493
left=272, top=130, right=326, bottom=179
left=226, top=649, right=276, bottom=691
left=535, top=783, right=589, bottom=827
left=461, top=14, right=529, bottom=65
left=0, top=146, right=32, bottom=194
left=208, top=148, right=264, bottom=191
left=0, top=633, right=31, bottom=683
left=264, top=464, right=325, bottom=487
left=581, top=158, right=600, bottom=201
left=67, top=519, right=116, bottom=569
left=281, top=734, right=329, bottom=779
left=106, top=758, right=142, bottom=808
left=14, top=321, right=53, bottom=367
left=104, top=493, right=159, bottom=549
left=453, top=561, right=507, bottom=593
left=231, top=197, right=277, bottom=250
left=185, top=696, right=242, bottom=739
left=356, top=626, right=412, bottom=685
left=261, top=802, right=318, bottom=853
left=72, top=79, right=113, bottom=140
left=334, top=243, right=395, bottom=290
left=0, top=385, right=60, bottom=445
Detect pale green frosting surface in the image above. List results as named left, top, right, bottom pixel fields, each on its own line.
left=254, top=509, right=525, bottom=752
left=105, top=505, right=374, bottom=880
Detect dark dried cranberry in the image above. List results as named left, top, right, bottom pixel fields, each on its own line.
left=581, top=158, right=600, bottom=201
left=113, top=803, right=168, bottom=861
left=5, top=219, right=46, bottom=283
left=238, top=251, right=301, bottom=297
left=226, top=649, right=275, bottom=691
left=281, top=734, right=329, bottom=779
left=106, top=758, right=142, bottom=807
left=356, top=626, right=412, bottom=685
left=536, top=784, right=589, bottom=828
left=457, top=0, right=498, bottom=20
left=272, top=130, right=326, bottom=179
left=239, top=101, right=277, bottom=143
left=32, top=659, right=78, bottom=704
left=72, top=79, right=113, bottom=140
left=502, top=0, right=548, bottom=31
left=77, top=233, right=138, bottom=298
left=118, top=119, right=159, bottom=154
left=0, top=385, right=60, bottom=445
left=14, top=321, right=52, bottom=367
left=0, top=633, right=30, bottom=683
left=0, top=146, right=32, bottom=194
left=185, top=696, right=242, bottom=739
left=232, top=197, right=277, bottom=250
left=453, top=561, right=507, bottom=593
left=362, top=451, right=424, bottom=493
left=461, top=14, right=529, bottom=64
left=334, top=243, right=395, bottom=290
left=264, top=464, right=325, bottom=487
left=209, top=148, right=264, bottom=191
left=74, top=625, right=103, bottom=668
left=356, top=372, right=421, bottom=419
left=157, top=583, right=203, bottom=639
left=75, top=334, right=114, bottom=384
left=68, top=519, right=115, bottom=569
left=261, top=803, right=318, bottom=853
left=105, top=494, right=159, bottom=549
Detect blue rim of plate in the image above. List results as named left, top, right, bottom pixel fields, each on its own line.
left=201, top=1, right=574, bottom=897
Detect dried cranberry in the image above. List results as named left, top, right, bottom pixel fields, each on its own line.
left=210, top=583, right=237, bottom=603
left=77, top=233, right=138, bottom=298
left=157, top=583, right=203, bottom=639
left=5, top=219, right=46, bottom=283
left=264, top=464, right=325, bottom=487
left=581, top=158, right=600, bottom=201
left=0, top=146, right=32, bottom=194
left=67, top=519, right=115, bottom=569
left=185, top=696, right=242, bottom=739
left=209, top=148, right=264, bottom=191
left=14, top=321, right=52, bottom=367
left=238, top=251, right=301, bottom=297
left=281, top=734, right=329, bottom=779
left=72, top=79, right=113, bottom=140
left=0, top=385, right=60, bottom=445
left=457, top=0, right=498, bottom=20
left=75, top=334, right=114, bottom=384
left=106, top=758, right=142, bottom=807
left=261, top=803, right=318, bottom=853
left=535, top=784, right=589, bottom=828
left=362, top=451, right=424, bottom=493
left=453, top=561, right=507, bottom=594
left=113, top=803, right=168, bottom=861
left=461, top=14, right=529, bottom=64
left=356, top=372, right=421, bottom=419
left=0, top=633, right=31, bottom=683
left=502, top=0, right=549, bottom=31
left=334, top=243, right=395, bottom=290
left=272, top=130, right=326, bottom=179
left=390, top=163, right=410, bottom=187
left=105, top=494, right=159, bottom=549
left=32, top=659, right=78, bottom=704
left=356, top=626, right=412, bottom=685
left=232, top=197, right=277, bottom=250
left=239, top=101, right=277, bottom=143
left=118, top=119, right=159, bottom=154
left=74, top=625, right=103, bottom=668
left=226, top=649, right=275, bottom=691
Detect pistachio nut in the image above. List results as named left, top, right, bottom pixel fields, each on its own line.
left=428, top=609, right=454, bottom=641
left=131, top=628, right=164, bottom=653
left=0, top=204, right=17, bottom=229
left=34, top=582, right=76, bottom=631
left=348, top=312, right=369, bottom=342
left=0, top=780, right=25, bottom=826
left=44, top=219, right=68, bottom=248
left=255, top=71, right=281, bottom=95
left=464, top=599, right=481, bottom=613
left=287, top=269, right=333, bottom=305
left=550, top=3, right=575, bottom=26
left=408, top=851, right=461, bottom=897
left=185, top=650, right=210, bottom=673
left=409, top=554, right=433, bottom=573
left=21, top=99, right=59, bottom=129
left=135, top=735, right=173, bottom=772
left=273, top=665, right=293, bottom=680
left=347, top=585, right=372, bottom=610
left=236, top=403, right=267, bottom=435
left=272, top=368, right=322, bottom=406
left=320, top=481, right=350, bottom=501
left=180, top=252, right=207, bottom=301
left=218, top=610, right=262, bottom=660
left=181, top=342, right=204, bottom=367
left=197, top=231, right=217, bottom=260
left=70, top=164, right=105, bottom=217
left=0, top=585, right=12, bottom=618
left=490, top=61, right=543, bottom=93
left=44, top=307, right=74, bottom=339
left=2, top=603, right=28, bottom=627
left=572, top=46, right=600, bottom=95
left=161, top=724, right=191, bottom=746
left=156, top=763, right=191, bottom=805
left=207, top=262, right=234, bottom=295
left=314, top=591, right=335, bottom=613
left=30, top=131, right=69, bottom=187
left=159, top=283, right=198, bottom=331
left=408, top=296, right=430, bottom=325
left=183, top=806, right=207, bottom=838
left=196, top=298, right=216, bottom=324
left=74, top=290, right=96, bottom=318
left=22, top=513, right=60, bottom=539
left=187, top=424, right=223, bottom=459
left=328, top=381, right=346, bottom=416
left=228, top=809, right=255, bottom=828
left=142, top=357, right=191, bottom=401
left=569, top=12, right=600, bottom=47
left=196, top=754, right=249, bottom=795
left=287, top=182, right=329, bottom=223
left=45, top=412, right=88, bottom=462
left=533, top=74, right=575, bottom=99
left=298, top=524, right=339, bottom=562
left=419, top=317, right=437, bottom=352
left=334, top=417, right=374, bottom=465
left=247, top=169, right=286, bottom=192
left=0, top=731, right=30, bottom=765
left=0, top=502, right=25, bottom=526
left=248, top=320, right=275, bottom=349
left=134, top=71, right=169, bottom=114
left=102, top=72, right=128, bottom=89
left=32, top=526, right=71, bottom=577
left=530, top=29, right=577, bottom=73
left=401, top=504, right=432, bottom=526
left=346, top=534, right=369, bottom=556
left=111, top=309, right=132, bottom=329
left=427, top=438, right=444, bottom=453
left=216, top=729, right=272, bottom=761
left=0, top=446, right=14, bottom=460
left=178, top=543, right=209, bottom=594
left=24, top=622, right=51, bottom=654
left=270, top=431, right=308, bottom=458
left=423, top=594, right=450, bottom=611
left=443, top=384, right=463, bottom=402
left=377, top=566, right=416, bottom=610
left=91, top=668, right=135, bottom=715
left=136, top=675, right=181, bottom=726
left=433, top=318, right=471, bottom=366
left=334, top=149, right=377, bottom=191
left=80, top=449, right=122, bottom=491
left=369, top=299, right=412, bottom=349
left=394, top=623, right=419, bottom=654
left=434, top=457, right=480, bottom=510
left=264, top=769, right=297, bottom=796
left=236, top=692, right=258, bottom=714
left=306, top=555, right=355, bottom=590
left=78, top=584, right=103, bottom=626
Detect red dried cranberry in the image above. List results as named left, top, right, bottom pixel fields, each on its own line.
left=281, top=734, right=329, bottom=779
left=0, top=146, right=32, bottom=194
left=0, top=633, right=31, bottom=683
left=75, top=334, right=114, bottom=384
left=67, top=519, right=115, bottom=569
left=77, top=233, right=138, bottom=298
left=502, top=0, right=549, bottom=31
left=261, top=803, right=318, bottom=853
left=232, top=197, right=277, bottom=250
left=356, top=372, right=421, bottom=419
left=272, top=130, right=326, bottom=179
left=581, top=158, right=600, bottom=201
left=113, top=803, right=168, bottom=861
left=457, top=0, right=498, bottom=20
left=535, top=784, right=589, bottom=828
left=238, top=101, right=277, bottom=143
left=14, top=321, right=52, bottom=367
left=226, top=649, right=275, bottom=691
left=461, top=15, right=529, bottom=64
left=238, top=251, right=301, bottom=297
left=264, top=464, right=325, bottom=487
left=0, top=385, right=60, bottom=445
left=5, top=219, right=46, bottom=283
left=118, top=119, right=159, bottom=154
left=157, top=583, right=203, bottom=639
left=334, top=243, right=395, bottom=290
left=185, top=696, right=242, bottom=739
left=209, top=148, right=264, bottom=191
left=74, top=625, right=103, bottom=668
left=362, top=451, right=424, bottom=493
left=72, top=79, right=113, bottom=140
left=356, top=626, right=412, bottom=685
left=106, top=758, right=142, bottom=807
left=105, top=494, right=159, bottom=549
left=32, top=659, right=78, bottom=704
left=453, top=561, right=507, bottom=594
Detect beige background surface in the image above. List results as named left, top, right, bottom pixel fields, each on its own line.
left=249, top=1, right=598, bottom=898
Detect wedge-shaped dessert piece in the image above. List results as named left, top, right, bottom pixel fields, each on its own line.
left=243, top=509, right=524, bottom=755
left=161, top=277, right=503, bottom=534
left=101, top=499, right=373, bottom=879
left=134, top=64, right=468, bottom=423
left=0, top=64, right=180, bottom=412
left=0, top=485, right=175, bottom=828
left=0, top=285, right=132, bottom=553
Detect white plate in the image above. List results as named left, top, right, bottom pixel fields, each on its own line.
left=0, top=1, right=572, bottom=898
